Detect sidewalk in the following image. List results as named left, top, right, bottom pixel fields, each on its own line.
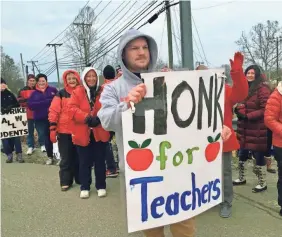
left=1, top=159, right=281, bottom=237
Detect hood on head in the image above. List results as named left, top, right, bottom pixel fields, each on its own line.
left=62, top=69, right=81, bottom=89
left=81, top=67, right=99, bottom=100
left=117, top=28, right=158, bottom=83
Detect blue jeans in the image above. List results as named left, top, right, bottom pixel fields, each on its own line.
left=34, top=119, right=47, bottom=146
left=2, top=137, right=22, bottom=155
left=27, top=119, right=35, bottom=148
left=105, top=142, right=116, bottom=172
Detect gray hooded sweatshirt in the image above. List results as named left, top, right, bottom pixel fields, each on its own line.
left=98, top=29, right=158, bottom=172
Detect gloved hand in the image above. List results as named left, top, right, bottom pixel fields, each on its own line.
left=50, top=130, right=57, bottom=143
left=237, top=112, right=248, bottom=121
left=230, top=52, right=244, bottom=71
left=85, top=115, right=101, bottom=128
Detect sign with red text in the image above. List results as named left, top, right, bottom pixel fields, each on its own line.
left=122, top=70, right=225, bottom=233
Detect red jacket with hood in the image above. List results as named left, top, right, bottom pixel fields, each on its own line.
left=48, top=70, right=81, bottom=134
left=18, top=86, right=35, bottom=119
left=264, top=82, right=282, bottom=147
left=68, top=67, right=110, bottom=146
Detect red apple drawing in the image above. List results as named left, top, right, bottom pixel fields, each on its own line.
left=126, top=139, right=154, bottom=171
left=205, top=133, right=221, bottom=162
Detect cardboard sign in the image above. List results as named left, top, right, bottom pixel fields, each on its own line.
left=1, top=108, right=28, bottom=139
left=122, top=70, right=225, bottom=233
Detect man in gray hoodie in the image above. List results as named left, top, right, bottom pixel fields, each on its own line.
left=98, top=29, right=195, bottom=237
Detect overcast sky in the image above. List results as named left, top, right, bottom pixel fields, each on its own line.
left=1, top=0, right=282, bottom=82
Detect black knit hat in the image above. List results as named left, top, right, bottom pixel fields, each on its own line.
left=1, top=77, right=6, bottom=84
left=35, top=73, right=48, bottom=82
left=244, top=65, right=261, bottom=80
left=103, top=65, right=116, bottom=80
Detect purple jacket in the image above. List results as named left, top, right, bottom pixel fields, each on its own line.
left=28, top=86, right=58, bottom=120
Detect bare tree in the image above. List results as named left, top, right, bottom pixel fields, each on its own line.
left=64, top=6, right=98, bottom=71
left=236, top=20, right=282, bottom=71
left=1, top=46, right=24, bottom=94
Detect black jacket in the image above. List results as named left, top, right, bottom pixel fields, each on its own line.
left=1, top=89, right=20, bottom=114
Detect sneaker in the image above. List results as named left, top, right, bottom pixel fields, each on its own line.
left=41, top=146, right=46, bottom=152
left=80, top=190, right=90, bottom=199
left=106, top=169, right=118, bottom=178
left=97, top=189, right=106, bottom=198
left=219, top=203, right=232, bottom=218
left=26, top=147, right=34, bottom=155
left=46, top=158, right=53, bottom=165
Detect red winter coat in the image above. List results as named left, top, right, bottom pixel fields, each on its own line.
left=264, top=82, right=282, bottom=148
left=236, top=82, right=271, bottom=152
left=223, top=69, right=249, bottom=152
left=48, top=70, right=81, bottom=134
left=18, top=86, right=35, bottom=119
left=68, top=68, right=110, bottom=147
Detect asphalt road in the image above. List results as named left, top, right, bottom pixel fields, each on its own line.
left=2, top=159, right=281, bottom=237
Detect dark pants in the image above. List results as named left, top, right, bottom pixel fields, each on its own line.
left=76, top=135, right=107, bottom=191
left=273, top=146, right=282, bottom=208
left=2, top=137, right=22, bottom=155
left=105, top=142, right=116, bottom=172
left=239, top=149, right=265, bottom=166
left=58, top=133, right=79, bottom=186
left=264, top=129, right=273, bottom=157
left=35, top=119, right=53, bottom=158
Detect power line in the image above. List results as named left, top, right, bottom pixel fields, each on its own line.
left=95, top=1, right=127, bottom=34
left=31, top=0, right=92, bottom=60
left=88, top=1, right=163, bottom=64
left=84, top=1, right=159, bottom=64
left=89, top=1, right=176, bottom=65
left=46, top=0, right=121, bottom=66
left=192, top=1, right=235, bottom=10
left=191, top=14, right=209, bottom=66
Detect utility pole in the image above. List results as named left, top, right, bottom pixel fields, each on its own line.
left=27, top=60, right=38, bottom=75
left=73, top=22, right=92, bottom=66
left=269, top=36, right=282, bottom=83
left=25, top=65, right=29, bottom=79
left=20, top=53, right=25, bottom=79
left=179, top=0, right=194, bottom=70
left=165, top=1, right=173, bottom=69
left=47, top=43, right=62, bottom=89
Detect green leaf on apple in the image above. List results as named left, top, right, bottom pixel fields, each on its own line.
left=215, top=133, right=221, bottom=142
left=128, top=141, right=139, bottom=148
left=141, top=138, right=152, bottom=148
left=207, top=136, right=214, bottom=143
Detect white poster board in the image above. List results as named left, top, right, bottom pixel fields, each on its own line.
left=122, top=70, right=225, bottom=233
left=1, top=108, right=28, bottom=139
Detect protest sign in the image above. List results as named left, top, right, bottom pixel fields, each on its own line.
left=122, top=69, right=225, bottom=233
left=1, top=108, right=28, bottom=139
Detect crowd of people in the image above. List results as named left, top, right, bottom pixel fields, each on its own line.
left=1, top=28, right=282, bottom=236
